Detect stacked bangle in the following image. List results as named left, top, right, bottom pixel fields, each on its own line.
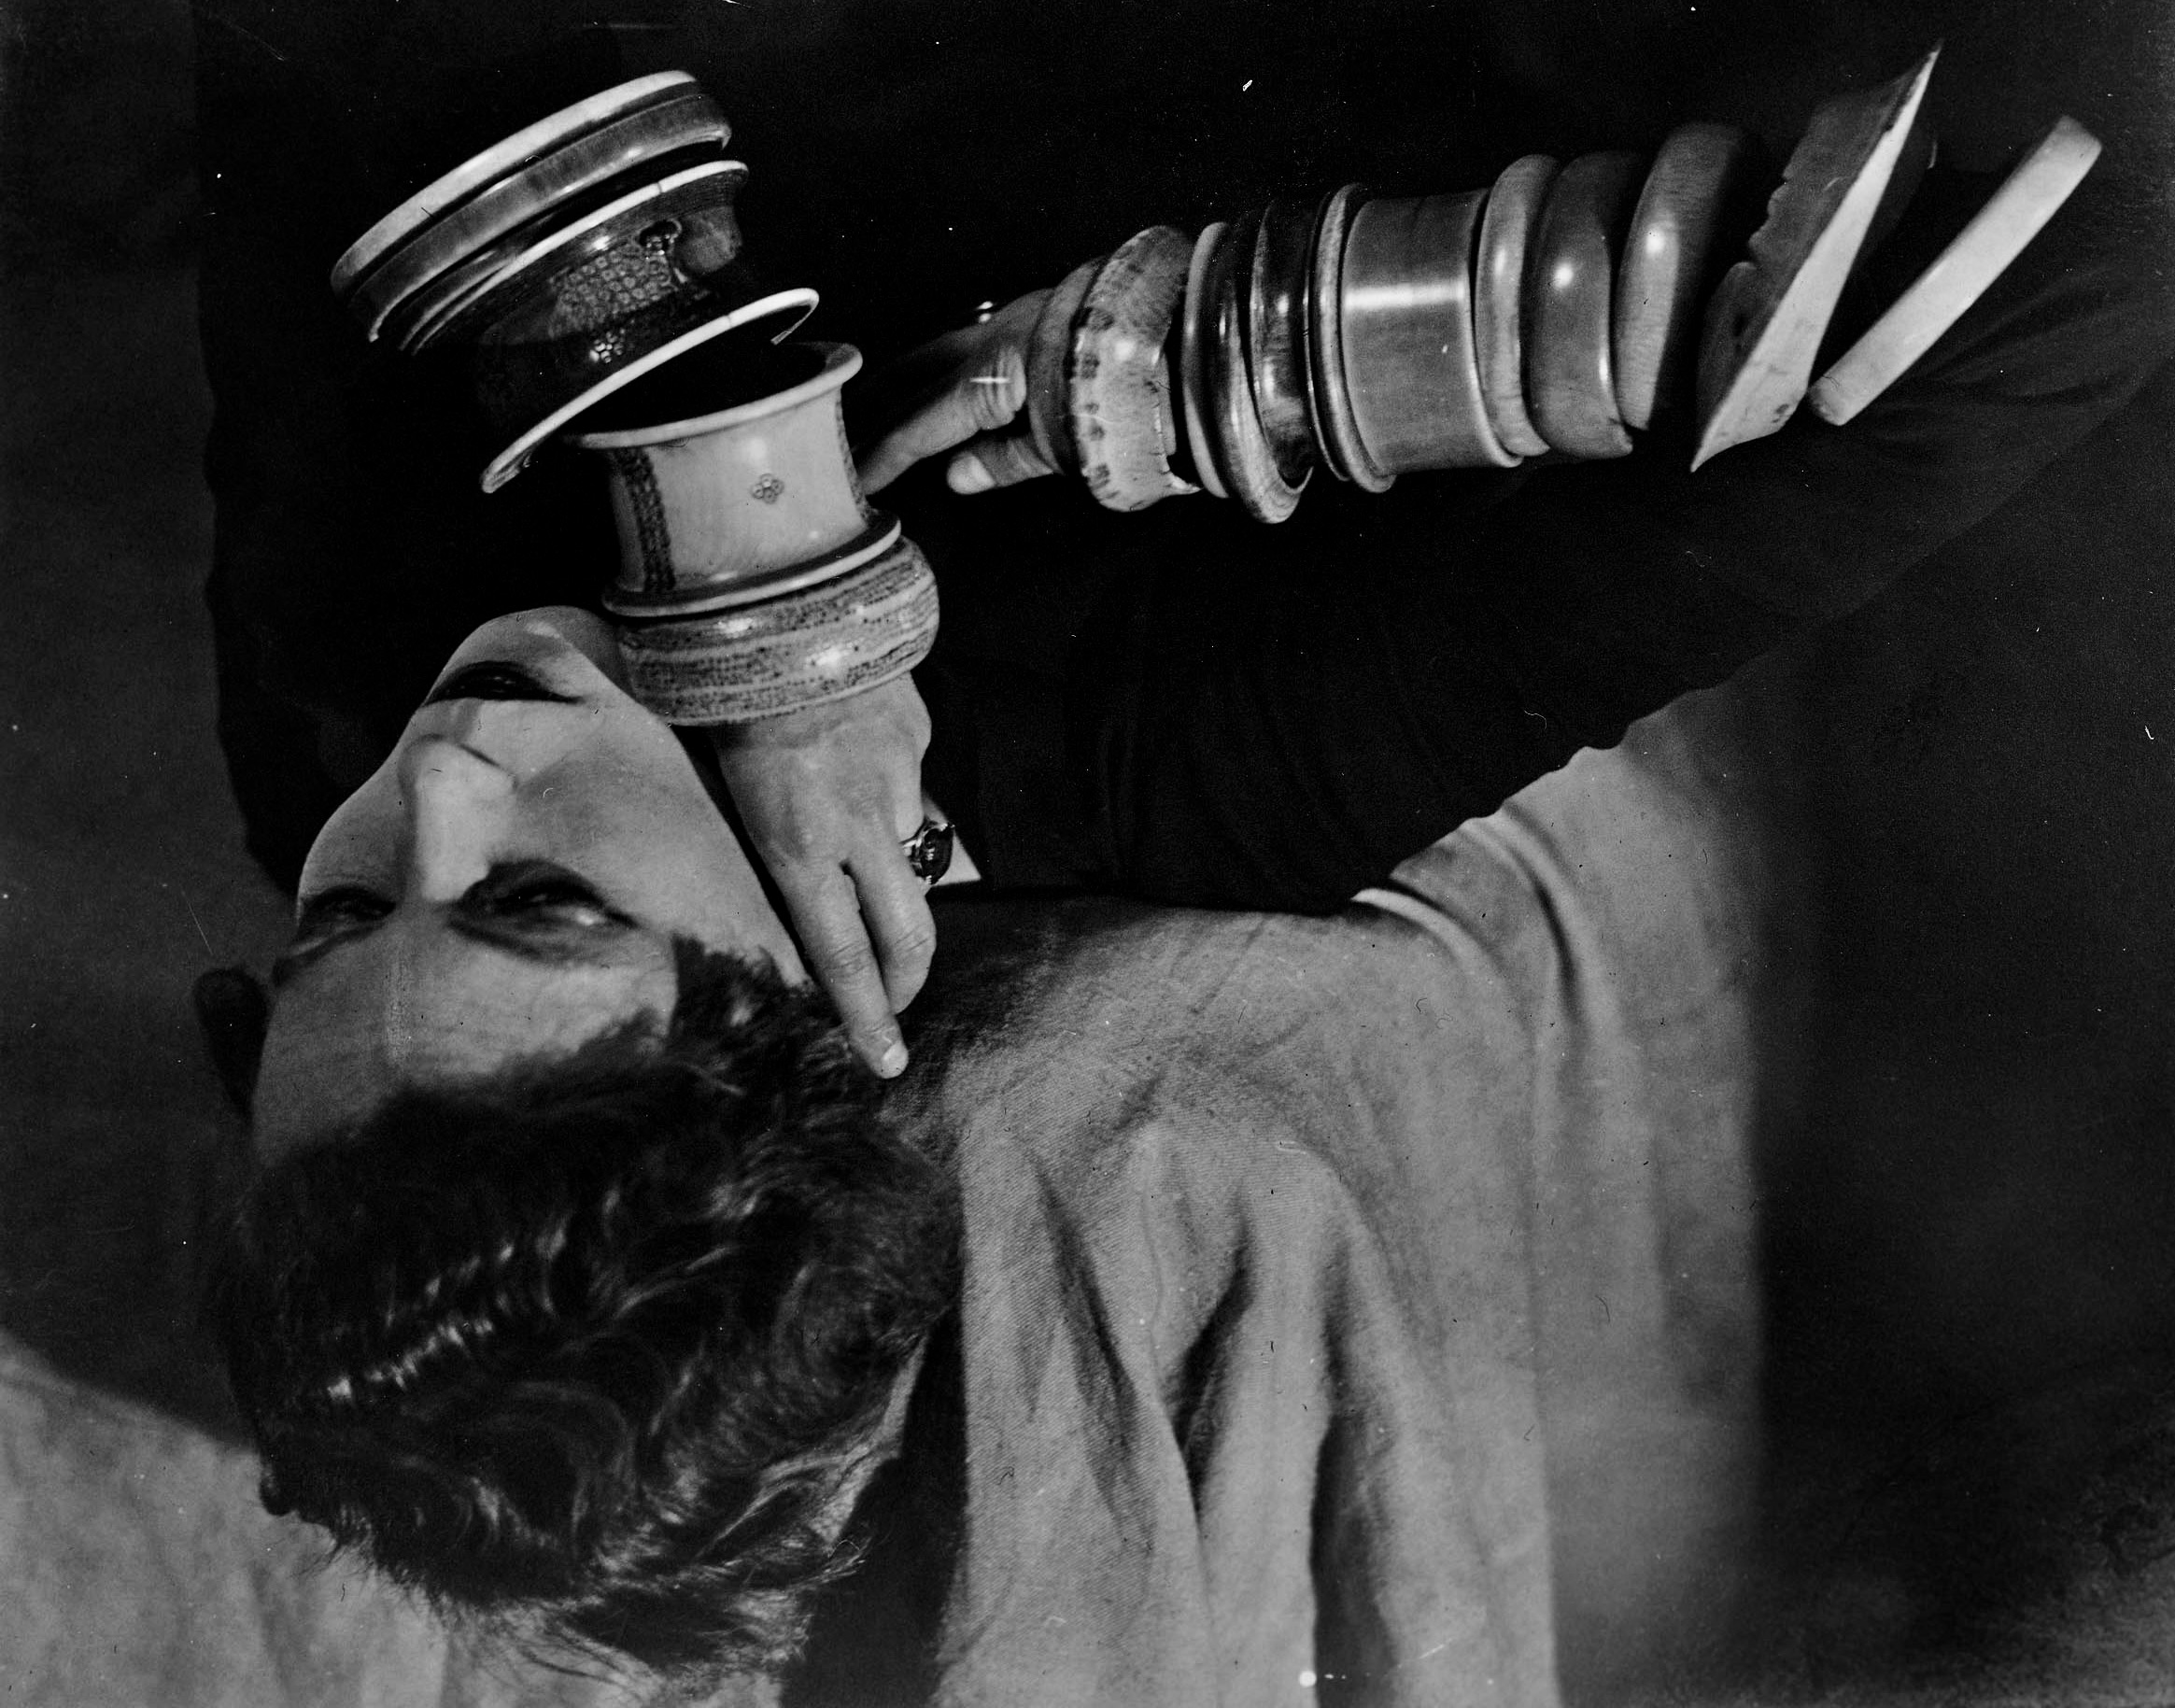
left=611, top=532, right=939, bottom=725
left=335, top=57, right=2086, bottom=706
left=572, top=340, right=939, bottom=724
left=1009, top=58, right=2060, bottom=523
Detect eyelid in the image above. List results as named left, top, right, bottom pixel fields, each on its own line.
left=422, top=659, right=580, bottom=706
left=293, top=883, right=393, bottom=935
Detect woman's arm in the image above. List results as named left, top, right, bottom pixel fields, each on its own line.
left=872, top=163, right=2174, bottom=910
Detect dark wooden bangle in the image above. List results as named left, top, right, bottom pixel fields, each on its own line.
left=1206, top=210, right=1306, bottom=523
left=1525, top=149, right=1645, bottom=459
left=1473, top=153, right=1560, bottom=458
left=1246, top=197, right=1321, bottom=487
left=1306, top=183, right=1394, bottom=492
left=1614, top=122, right=1759, bottom=430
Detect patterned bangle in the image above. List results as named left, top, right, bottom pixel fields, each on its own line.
left=1067, top=225, right=1197, bottom=512
left=610, top=532, right=939, bottom=724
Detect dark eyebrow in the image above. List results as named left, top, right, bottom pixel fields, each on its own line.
left=422, top=660, right=580, bottom=706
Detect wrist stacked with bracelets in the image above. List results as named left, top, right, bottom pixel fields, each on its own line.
left=1011, top=46, right=2095, bottom=518
left=332, top=50, right=2094, bottom=717
left=1028, top=134, right=1765, bottom=526
left=329, top=72, right=938, bottom=726
left=570, top=339, right=939, bottom=725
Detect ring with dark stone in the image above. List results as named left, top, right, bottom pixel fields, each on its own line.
left=899, top=818, right=955, bottom=887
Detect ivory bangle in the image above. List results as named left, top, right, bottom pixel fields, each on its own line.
left=333, top=72, right=703, bottom=297
left=1811, top=114, right=2098, bottom=426
left=342, top=80, right=728, bottom=340
left=1692, top=47, right=1939, bottom=468
left=612, top=534, right=939, bottom=724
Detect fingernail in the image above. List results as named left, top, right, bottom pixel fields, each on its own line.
left=878, top=1038, right=910, bottom=1078
left=949, top=455, right=995, bottom=495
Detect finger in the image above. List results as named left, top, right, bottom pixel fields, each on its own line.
left=857, top=342, right=1031, bottom=495
left=856, top=324, right=990, bottom=416
left=780, top=865, right=911, bottom=1077
left=857, top=286, right=1047, bottom=418
left=847, top=839, right=939, bottom=1015
left=851, top=330, right=988, bottom=456
left=948, top=428, right=1057, bottom=494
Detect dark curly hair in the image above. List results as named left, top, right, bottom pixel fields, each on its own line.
left=206, top=939, right=957, bottom=1688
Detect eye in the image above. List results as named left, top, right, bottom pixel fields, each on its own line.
left=467, top=862, right=629, bottom=930
left=290, top=884, right=394, bottom=951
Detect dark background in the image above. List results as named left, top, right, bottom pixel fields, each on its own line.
left=3, top=0, right=2172, bottom=1697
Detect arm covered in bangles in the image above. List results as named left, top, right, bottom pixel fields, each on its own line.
left=862, top=156, right=2170, bottom=911
left=1077, top=167, right=2175, bottom=909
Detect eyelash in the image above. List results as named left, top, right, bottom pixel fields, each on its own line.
left=295, top=886, right=390, bottom=939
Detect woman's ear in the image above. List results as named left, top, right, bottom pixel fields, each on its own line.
left=193, top=967, right=269, bottom=1123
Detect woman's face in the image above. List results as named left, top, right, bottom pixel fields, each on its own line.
left=250, top=607, right=805, bottom=1153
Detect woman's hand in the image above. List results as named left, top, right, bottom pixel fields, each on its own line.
left=707, top=677, right=936, bottom=1078
left=854, top=288, right=1058, bottom=497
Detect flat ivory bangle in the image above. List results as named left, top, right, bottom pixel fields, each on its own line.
left=1810, top=115, right=2099, bottom=426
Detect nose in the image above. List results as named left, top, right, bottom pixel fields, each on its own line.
left=399, top=737, right=516, bottom=900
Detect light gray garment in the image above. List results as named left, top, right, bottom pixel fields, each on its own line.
left=907, top=695, right=1774, bottom=1706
